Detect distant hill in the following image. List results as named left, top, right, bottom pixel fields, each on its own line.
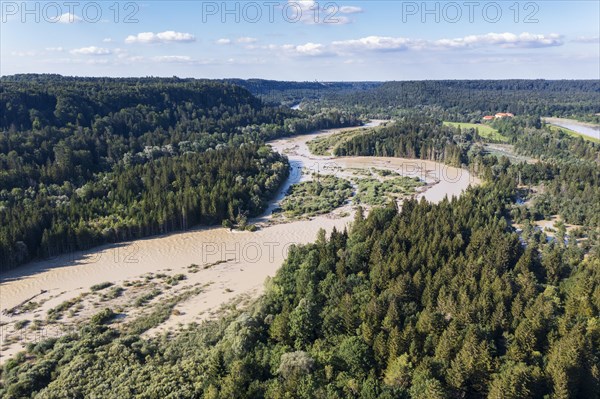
left=0, top=75, right=264, bottom=131
left=222, top=78, right=383, bottom=106
left=319, top=79, right=600, bottom=118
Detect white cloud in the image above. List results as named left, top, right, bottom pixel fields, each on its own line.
left=332, top=36, right=417, bottom=52
left=225, top=57, right=267, bottom=65
left=276, top=42, right=329, bottom=56
left=287, top=0, right=352, bottom=25
left=70, top=46, right=112, bottom=55
left=57, top=13, right=81, bottom=24
left=152, top=55, right=193, bottom=63
left=292, top=0, right=317, bottom=11
left=151, top=56, right=215, bottom=65
left=45, top=47, right=65, bottom=52
left=237, top=37, right=258, bottom=44
left=82, top=59, right=109, bottom=65
left=329, top=32, right=562, bottom=54
left=433, top=32, right=563, bottom=49
left=265, top=32, right=564, bottom=59
left=43, top=57, right=109, bottom=65
left=102, top=38, right=114, bottom=43
left=339, top=6, right=363, bottom=14
left=343, top=58, right=366, bottom=64
left=295, top=42, right=326, bottom=56
left=216, top=37, right=259, bottom=47
left=113, top=48, right=131, bottom=59
left=125, top=31, right=196, bottom=44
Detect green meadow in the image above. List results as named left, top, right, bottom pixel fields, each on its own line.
left=443, top=121, right=509, bottom=142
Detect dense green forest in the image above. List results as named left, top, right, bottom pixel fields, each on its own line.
left=1, top=75, right=381, bottom=110
left=331, top=114, right=600, bottom=237
left=3, top=144, right=288, bottom=264
left=2, top=182, right=598, bottom=398
left=222, top=79, right=381, bottom=107
left=497, top=117, right=600, bottom=230
left=1, top=76, right=599, bottom=398
left=2, top=107, right=599, bottom=399
left=0, top=75, right=360, bottom=269
left=332, top=116, right=465, bottom=166
left=303, top=80, right=600, bottom=121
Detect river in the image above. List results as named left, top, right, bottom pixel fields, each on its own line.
left=543, top=117, right=600, bottom=141
left=0, top=121, right=478, bottom=361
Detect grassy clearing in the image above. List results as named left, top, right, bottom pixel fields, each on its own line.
left=443, top=121, right=508, bottom=142
left=355, top=177, right=425, bottom=206
left=279, top=175, right=353, bottom=218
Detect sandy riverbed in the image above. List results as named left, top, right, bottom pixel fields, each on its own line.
left=0, top=120, right=478, bottom=362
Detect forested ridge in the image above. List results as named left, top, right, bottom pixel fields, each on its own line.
left=0, top=75, right=360, bottom=270
left=305, top=80, right=600, bottom=121
left=222, top=79, right=381, bottom=107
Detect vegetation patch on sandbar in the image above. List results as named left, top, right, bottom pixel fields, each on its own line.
left=278, top=175, right=353, bottom=218
left=355, top=176, right=425, bottom=206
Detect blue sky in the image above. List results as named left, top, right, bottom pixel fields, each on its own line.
left=1, top=1, right=599, bottom=80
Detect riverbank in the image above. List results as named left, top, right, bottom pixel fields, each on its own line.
left=543, top=117, right=600, bottom=143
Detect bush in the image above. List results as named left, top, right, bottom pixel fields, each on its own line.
left=90, top=282, right=113, bottom=292
left=14, top=320, right=29, bottom=330
left=91, top=308, right=115, bottom=325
